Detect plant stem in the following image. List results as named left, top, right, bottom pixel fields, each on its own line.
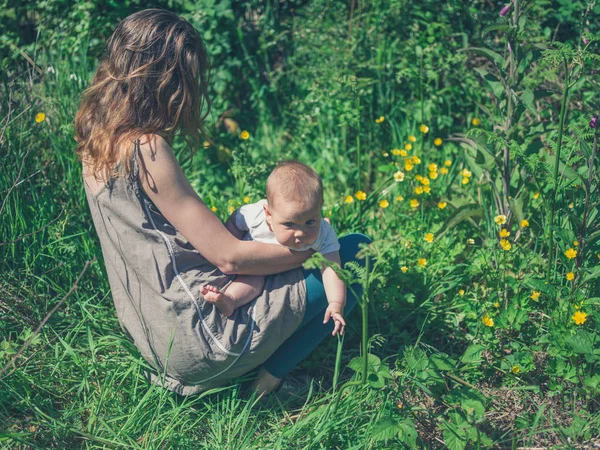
left=545, top=57, right=570, bottom=284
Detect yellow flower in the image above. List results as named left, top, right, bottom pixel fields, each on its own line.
left=203, top=140, right=211, bottom=148
left=410, top=199, right=420, bottom=208
left=499, top=239, right=511, bottom=251
left=520, top=219, right=529, bottom=228
left=394, top=171, right=405, bottom=182
left=405, top=143, right=413, bottom=151
left=391, top=148, right=402, bottom=156
left=424, top=233, right=434, bottom=243
left=345, top=195, right=354, bottom=204
left=461, top=168, right=472, bottom=177
left=375, top=116, right=385, bottom=123
left=419, top=124, right=429, bottom=133
left=461, top=177, right=470, bottom=185
left=379, top=199, right=390, bottom=208
left=511, top=365, right=521, bottom=374
left=444, top=160, right=452, bottom=167
left=243, top=196, right=250, bottom=203
left=228, top=205, right=235, bottom=214
left=437, top=201, right=447, bottom=209
left=471, top=117, right=481, bottom=126
left=572, top=311, right=588, bottom=325
left=211, top=206, right=218, bottom=212
left=564, top=248, right=577, bottom=259
left=414, top=186, right=424, bottom=195
left=428, top=163, right=438, bottom=172
left=467, top=238, right=475, bottom=245
left=566, top=272, right=575, bottom=281
left=494, top=215, right=507, bottom=225
left=395, top=195, right=404, bottom=202
left=494, top=302, right=500, bottom=308
left=423, top=186, right=431, bottom=194
left=382, top=151, right=389, bottom=157
left=408, top=135, right=417, bottom=143
left=399, top=149, right=408, bottom=157
left=415, top=174, right=423, bottom=182
left=355, top=190, right=367, bottom=201
left=433, top=137, right=443, bottom=146
left=573, top=240, right=579, bottom=247
left=499, top=229, right=510, bottom=238
left=482, top=315, right=494, bottom=327
left=35, top=112, right=46, bottom=123
left=458, top=289, right=465, bottom=296
left=411, top=155, right=421, bottom=164
left=420, top=177, right=430, bottom=186
left=533, top=191, right=540, bottom=200
left=569, top=202, right=574, bottom=209
left=439, top=167, right=449, bottom=175
left=404, top=160, right=414, bottom=171
left=417, top=258, right=427, bottom=267
left=530, top=291, right=540, bottom=300
left=401, top=266, right=408, bottom=273
left=429, top=171, right=438, bottom=180
left=240, top=130, right=250, bottom=140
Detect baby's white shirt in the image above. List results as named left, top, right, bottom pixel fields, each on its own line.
left=234, top=199, right=340, bottom=254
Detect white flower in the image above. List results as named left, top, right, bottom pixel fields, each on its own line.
left=46, top=66, right=56, bottom=74
left=69, top=73, right=78, bottom=81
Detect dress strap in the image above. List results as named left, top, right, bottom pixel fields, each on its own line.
left=131, top=138, right=141, bottom=198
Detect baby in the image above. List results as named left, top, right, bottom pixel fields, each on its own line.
left=200, top=160, right=347, bottom=335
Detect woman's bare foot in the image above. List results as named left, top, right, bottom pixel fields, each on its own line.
left=200, top=285, right=236, bottom=317
left=251, top=366, right=282, bottom=396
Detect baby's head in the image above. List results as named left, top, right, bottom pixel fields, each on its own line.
left=75, top=9, right=211, bottom=179
left=264, top=161, right=324, bottom=249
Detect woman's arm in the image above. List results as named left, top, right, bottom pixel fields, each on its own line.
left=135, top=135, right=311, bottom=275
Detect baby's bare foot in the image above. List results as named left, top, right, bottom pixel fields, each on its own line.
left=200, top=285, right=236, bottom=317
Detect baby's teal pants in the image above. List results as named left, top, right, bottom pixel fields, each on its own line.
left=262, top=233, right=372, bottom=379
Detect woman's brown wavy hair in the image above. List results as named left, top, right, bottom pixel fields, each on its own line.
left=74, top=8, right=211, bottom=179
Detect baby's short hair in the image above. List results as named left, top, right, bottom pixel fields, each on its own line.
left=266, top=160, right=323, bottom=207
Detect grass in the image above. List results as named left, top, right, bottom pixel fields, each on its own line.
left=2, top=1, right=600, bottom=448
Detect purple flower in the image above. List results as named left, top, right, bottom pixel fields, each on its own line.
left=500, top=4, right=511, bottom=16
left=590, top=116, right=598, bottom=129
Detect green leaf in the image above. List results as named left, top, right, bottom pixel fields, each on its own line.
left=348, top=353, right=381, bottom=373
left=465, top=47, right=505, bottom=67
left=437, top=204, right=484, bottom=239
left=520, top=89, right=536, bottom=115
left=397, top=419, right=418, bottom=449
left=443, top=426, right=468, bottom=450
left=481, top=24, right=510, bottom=36
left=371, top=419, right=398, bottom=442
left=460, top=344, right=485, bottom=365
left=565, top=331, right=597, bottom=355
left=430, top=353, right=457, bottom=371
left=461, top=399, right=485, bottom=423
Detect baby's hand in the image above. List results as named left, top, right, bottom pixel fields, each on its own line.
left=323, top=302, right=346, bottom=336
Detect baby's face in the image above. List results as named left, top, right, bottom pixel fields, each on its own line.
left=264, top=197, right=321, bottom=249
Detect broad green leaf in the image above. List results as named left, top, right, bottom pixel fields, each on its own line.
left=565, top=331, right=596, bottom=355
left=348, top=353, right=381, bottom=373
left=370, top=419, right=398, bottom=442
left=461, top=399, right=485, bottom=423
left=443, top=425, right=468, bottom=450
left=397, top=419, right=418, bottom=449
left=460, top=344, right=485, bottom=365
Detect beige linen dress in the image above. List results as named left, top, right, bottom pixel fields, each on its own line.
left=84, top=141, right=306, bottom=395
